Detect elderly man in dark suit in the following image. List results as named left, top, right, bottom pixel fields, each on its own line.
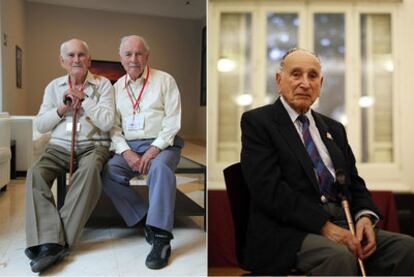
left=240, top=48, right=414, bottom=276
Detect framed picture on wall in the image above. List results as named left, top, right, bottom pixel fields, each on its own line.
left=89, top=60, right=125, bottom=84
left=16, top=46, right=22, bottom=88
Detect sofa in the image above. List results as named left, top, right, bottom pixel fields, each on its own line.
left=9, top=116, right=50, bottom=174
left=0, top=114, right=11, bottom=191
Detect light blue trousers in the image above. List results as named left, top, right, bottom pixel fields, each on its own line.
left=101, top=139, right=182, bottom=232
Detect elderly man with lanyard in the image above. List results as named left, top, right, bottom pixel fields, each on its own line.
left=101, top=35, right=182, bottom=270
left=24, top=38, right=114, bottom=273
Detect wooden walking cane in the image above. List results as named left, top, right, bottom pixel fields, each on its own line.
left=335, top=170, right=367, bottom=277
left=64, top=81, right=82, bottom=187
left=68, top=103, right=80, bottom=186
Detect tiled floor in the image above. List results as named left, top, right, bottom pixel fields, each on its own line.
left=0, top=142, right=206, bottom=276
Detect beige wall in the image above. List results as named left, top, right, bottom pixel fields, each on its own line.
left=1, top=0, right=28, bottom=114
left=24, top=2, right=205, bottom=140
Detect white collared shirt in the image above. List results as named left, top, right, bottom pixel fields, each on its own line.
left=280, top=96, right=379, bottom=223
left=35, top=71, right=115, bottom=150
left=280, top=96, right=335, bottom=178
left=110, top=67, right=181, bottom=153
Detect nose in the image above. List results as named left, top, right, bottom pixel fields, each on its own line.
left=73, top=55, right=80, bottom=63
left=129, top=54, right=138, bottom=62
left=300, top=76, right=311, bottom=88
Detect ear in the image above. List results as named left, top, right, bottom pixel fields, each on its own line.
left=320, top=75, right=324, bottom=87
left=86, top=56, right=91, bottom=68
left=275, top=72, right=282, bottom=87
left=145, top=52, right=150, bottom=63
left=59, top=55, right=64, bottom=66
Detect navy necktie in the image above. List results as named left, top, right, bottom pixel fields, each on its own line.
left=297, top=115, right=334, bottom=197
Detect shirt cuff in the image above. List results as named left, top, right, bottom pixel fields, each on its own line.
left=355, top=210, right=379, bottom=226
left=113, top=141, right=131, bottom=155
left=151, top=137, right=170, bottom=150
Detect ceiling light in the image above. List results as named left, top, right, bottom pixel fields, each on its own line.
left=359, top=96, right=375, bottom=108
left=217, top=58, right=236, bottom=72
left=235, top=94, right=252, bottom=106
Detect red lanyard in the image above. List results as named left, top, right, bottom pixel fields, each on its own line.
left=125, top=66, right=150, bottom=114
left=68, top=76, right=85, bottom=92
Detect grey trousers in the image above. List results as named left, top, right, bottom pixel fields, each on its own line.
left=101, top=139, right=181, bottom=232
left=296, top=202, right=414, bottom=276
left=25, top=144, right=111, bottom=248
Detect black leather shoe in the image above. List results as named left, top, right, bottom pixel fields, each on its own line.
left=145, top=227, right=173, bottom=270
left=144, top=225, right=154, bottom=245
left=24, top=246, right=39, bottom=260
left=30, top=243, right=69, bottom=273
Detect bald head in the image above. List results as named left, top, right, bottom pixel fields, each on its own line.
left=59, top=38, right=91, bottom=79
left=276, top=48, right=324, bottom=114
left=279, top=48, right=321, bottom=72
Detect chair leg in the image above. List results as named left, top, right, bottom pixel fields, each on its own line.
left=0, top=185, right=7, bottom=192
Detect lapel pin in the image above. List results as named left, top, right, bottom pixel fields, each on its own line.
left=326, top=132, right=333, bottom=140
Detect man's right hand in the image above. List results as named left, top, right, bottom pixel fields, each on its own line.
left=57, top=104, right=71, bottom=117
left=320, top=221, right=363, bottom=258
left=57, top=90, right=80, bottom=117
left=122, top=149, right=141, bottom=172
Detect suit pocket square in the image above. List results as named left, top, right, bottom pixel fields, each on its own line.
left=326, top=132, right=333, bottom=140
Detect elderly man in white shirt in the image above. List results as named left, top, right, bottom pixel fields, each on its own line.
left=101, top=35, right=183, bottom=270
left=25, top=38, right=114, bottom=273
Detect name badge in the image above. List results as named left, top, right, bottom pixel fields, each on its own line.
left=126, top=114, right=144, bottom=131
left=66, top=122, right=81, bottom=132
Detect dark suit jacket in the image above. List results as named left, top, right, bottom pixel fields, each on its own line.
left=240, top=98, right=380, bottom=274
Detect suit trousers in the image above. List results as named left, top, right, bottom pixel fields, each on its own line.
left=101, top=139, right=181, bottom=232
left=295, top=202, right=414, bottom=275
left=25, top=144, right=111, bottom=248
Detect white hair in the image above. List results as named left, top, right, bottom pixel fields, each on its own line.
left=60, top=39, right=90, bottom=56
left=119, top=35, right=150, bottom=54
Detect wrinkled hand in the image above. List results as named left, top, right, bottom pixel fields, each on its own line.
left=321, top=221, right=363, bottom=258
left=57, top=103, right=70, bottom=117
left=67, top=88, right=84, bottom=109
left=138, top=146, right=161, bottom=175
left=356, top=216, right=376, bottom=259
left=70, top=87, right=86, bottom=102
left=122, top=149, right=142, bottom=172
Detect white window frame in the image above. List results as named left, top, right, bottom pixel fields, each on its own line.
left=208, top=0, right=409, bottom=191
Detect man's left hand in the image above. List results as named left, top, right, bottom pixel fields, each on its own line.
left=71, top=88, right=86, bottom=102
left=356, top=216, right=376, bottom=260
left=138, top=146, right=161, bottom=174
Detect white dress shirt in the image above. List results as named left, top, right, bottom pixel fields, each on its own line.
left=110, top=67, right=181, bottom=154
left=280, top=96, right=378, bottom=222
left=280, top=96, right=336, bottom=178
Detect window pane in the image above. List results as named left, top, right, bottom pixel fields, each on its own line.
left=217, top=13, right=252, bottom=162
left=313, top=14, right=346, bottom=124
left=360, top=14, right=393, bottom=163
left=266, top=13, right=299, bottom=104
